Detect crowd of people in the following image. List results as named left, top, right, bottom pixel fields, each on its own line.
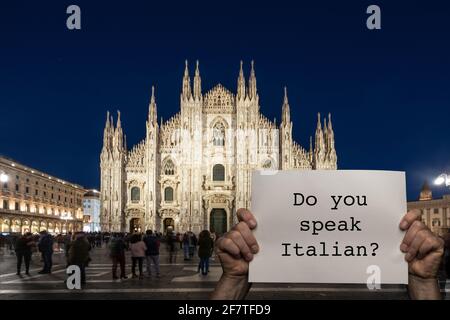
left=3, top=228, right=217, bottom=285
left=2, top=208, right=450, bottom=300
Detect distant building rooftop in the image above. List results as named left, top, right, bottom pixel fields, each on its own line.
left=84, top=189, right=100, bottom=198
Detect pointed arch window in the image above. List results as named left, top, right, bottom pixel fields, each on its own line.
left=165, top=187, right=174, bottom=202
left=131, top=187, right=140, bottom=202
left=213, top=122, right=225, bottom=146
left=213, top=164, right=225, bottom=181
left=164, top=160, right=175, bottom=175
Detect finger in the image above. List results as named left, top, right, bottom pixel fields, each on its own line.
left=405, top=229, right=428, bottom=262
left=416, top=233, right=444, bottom=260
left=216, top=236, right=240, bottom=259
left=228, top=230, right=253, bottom=262
left=401, top=220, right=426, bottom=250
left=235, top=221, right=259, bottom=253
left=416, top=237, right=436, bottom=260
left=236, top=208, right=257, bottom=229
left=399, top=210, right=421, bottom=230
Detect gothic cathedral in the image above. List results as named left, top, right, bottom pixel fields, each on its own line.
left=100, top=61, right=337, bottom=234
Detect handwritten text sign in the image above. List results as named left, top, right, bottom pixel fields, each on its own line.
left=249, top=170, right=408, bottom=284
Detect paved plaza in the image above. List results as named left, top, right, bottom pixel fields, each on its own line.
left=0, top=245, right=448, bottom=300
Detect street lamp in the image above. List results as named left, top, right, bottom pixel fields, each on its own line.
left=434, top=173, right=450, bottom=187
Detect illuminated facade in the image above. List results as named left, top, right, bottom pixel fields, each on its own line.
left=0, top=156, right=85, bottom=234
left=100, top=61, right=338, bottom=234
left=407, top=182, right=450, bottom=236
left=83, top=189, right=101, bottom=232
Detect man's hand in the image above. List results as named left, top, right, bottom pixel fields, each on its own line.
left=211, top=208, right=258, bottom=299
left=399, top=210, right=444, bottom=299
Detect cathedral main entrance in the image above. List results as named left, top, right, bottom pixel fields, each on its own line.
left=210, top=209, right=227, bottom=236
left=163, top=218, right=174, bottom=232
left=129, top=218, right=141, bottom=233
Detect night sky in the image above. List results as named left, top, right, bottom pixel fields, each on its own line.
left=0, top=1, right=449, bottom=201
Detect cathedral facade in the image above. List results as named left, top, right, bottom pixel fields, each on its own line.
left=100, top=61, right=337, bottom=234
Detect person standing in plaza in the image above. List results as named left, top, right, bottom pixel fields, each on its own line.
left=130, top=233, right=147, bottom=279
left=182, top=232, right=190, bottom=260
left=68, top=232, right=91, bottom=285
left=198, top=230, right=214, bottom=276
left=143, top=230, right=161, bottom=278
left=167, top=230, right=178, bottom=263
left=109, top=233, right=127, bottom=280
left=189, top=232, right=197, bottom=259
left=37, top=230, right=54, bottom=274
left=15, top=232, right=35, bottom=276
left=95, top=233, right=102, bottom=248
left=63, top=232, right=72, bottom=267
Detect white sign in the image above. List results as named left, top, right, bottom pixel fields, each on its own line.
left=249, top=170, right=408, bottom=284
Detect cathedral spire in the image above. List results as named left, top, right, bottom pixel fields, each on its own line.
left=281, top=86, right=291, bottom=124
left=102, top=111, right=112, bottom=150
left=114, top=110, right=124, bottom=151
left=193, top=60, right=202, bottom=100
left=314, top=113, right=325, bottom=159
left=327, top=113, right=337, bottom=166
left=328, top=113, right=333, bottom=130
left=148, top=85, right=158, bottom=125
left=182, top=59, right=192, bottom=100
left=110, top=114, right=114, bottom=130
left=105, top=110, right=110, bottom=129
left=237, top=60, right=246, bottom=100
left=248, top=60, right=257, bottom=100
left=117, top=110, right=122, bottom=128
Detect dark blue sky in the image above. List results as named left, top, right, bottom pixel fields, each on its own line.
left=0, top=1, right=449, bottom=201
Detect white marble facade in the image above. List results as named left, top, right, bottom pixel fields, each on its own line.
left=100, top=61, right=337, bottom=234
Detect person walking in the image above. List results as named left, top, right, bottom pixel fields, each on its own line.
left=182, top=232, right=190, bottom=260
left=143, top=230, right=161, bottom=278
left=68, top=232, right=91, bottom=285
left=15, top=232, right=34, bottom=275
left=167, top=231, right=178, bottom=263
left=38, top=230, right=54, bottom=274
left=130, top=233, right=147, bottom=279
left=198, top=230, right=214, bottom=276
left=109, top=233, right=127, bottom=280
